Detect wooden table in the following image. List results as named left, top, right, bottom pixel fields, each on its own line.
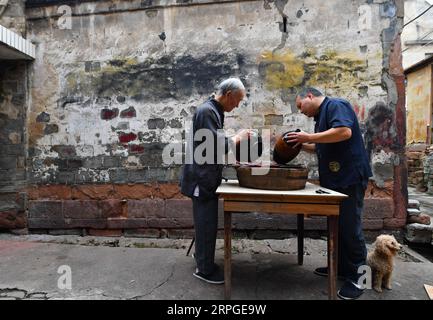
left=216, top=180, right=348, bottom=300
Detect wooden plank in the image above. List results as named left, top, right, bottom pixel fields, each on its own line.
left=224, top=211, right=232, bottom=300
left=327, top=216, right=339, bottom=300
left=217, top=181, right=346, bottom=198
left=223, top=201, right=340, bottom=216
left=424, top=284, right=433, bottom=300
left=219, top=193, right=346, bottom=204
left=297, top=214, right=304, bottom=265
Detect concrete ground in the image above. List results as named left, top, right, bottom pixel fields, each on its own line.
left=0, top=234, right=432, bottom=300
left=407, top=187, right=433, bottom=261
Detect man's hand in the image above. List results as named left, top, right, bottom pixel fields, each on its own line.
left=283, top=131, right=311, bottom=148
left=284, top=127, right=352, bottom=147
left=233, top=129, right=252, bottom=144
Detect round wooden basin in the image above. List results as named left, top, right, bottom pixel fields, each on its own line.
left=235, top=164, right=309, bottom=190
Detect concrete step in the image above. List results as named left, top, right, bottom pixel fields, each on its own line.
left=408, top=199, right=420, bottom=210
left=405, top=222, right=433, bottom=244
left=407, top=208, right=421, bottom=216
left=407, top=213, right=431, bottom=225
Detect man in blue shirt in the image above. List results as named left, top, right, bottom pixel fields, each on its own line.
left=285, top=87, right=372, bottom=300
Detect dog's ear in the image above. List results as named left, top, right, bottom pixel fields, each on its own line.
left=375, top=236, right=391, bottom=256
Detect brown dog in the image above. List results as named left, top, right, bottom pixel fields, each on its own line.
left=367, top=234, right=402, bottom=292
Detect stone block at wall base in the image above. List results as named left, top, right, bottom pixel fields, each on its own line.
left=0, top=211, right=26, bottom=229
left=123, top=228, right=161, bottom=238
left=87, top=229, right=123, bottom=237
left=383, top=218, right=406, bottom=229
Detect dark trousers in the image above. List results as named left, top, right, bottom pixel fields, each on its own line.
left=335, top=183, right=367, bottom=282
left=192, top=196, right=219, bottom=275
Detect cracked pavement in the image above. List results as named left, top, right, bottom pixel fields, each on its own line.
left=0, top=234, right=432, bottom=300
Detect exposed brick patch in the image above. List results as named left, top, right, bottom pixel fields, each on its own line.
left=36, top=112, right=50, bottom=123
left=167, top=119, right=182, bottom=128
left=101, top=108, right=119, bottom=120
left=118, top=132, right=137, bottom=143
left=0, top=193, right=19, bottom=211
left=102, top=156, right=120, bottom=168
left=44, top=124, right=59, bottom=134
left=148, top=118, right=166, bottom=129
left=128, top=199, right=165, bottom=218
left=128, top=144, right=145, bottom=154
left=87, top=229, right=122, bottom=237
left=67, top=159, right=83, bottom=169
left=138, top=131, right=157, bottom=142
left=0, top=156, right=17, bottom=169
left=116, top=96, right=126, bottom=103
left=120, top=107, right=136, bottom=118
left=138, top=143, right=168, bottom=166
left=85, top=61, right=101, bottom=72
left=51, top=145, right=77, bottom=158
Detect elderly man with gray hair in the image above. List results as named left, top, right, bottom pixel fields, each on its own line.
left=180, top=77, right=250, bottom=284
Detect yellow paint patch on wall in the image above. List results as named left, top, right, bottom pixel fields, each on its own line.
left=259, top=50, right=305, bottom=90
left=308, top=50, right=366, bottom=87
left=406, top=65, right=432, bottom=144
left=259, top=49, right=367, bottom=91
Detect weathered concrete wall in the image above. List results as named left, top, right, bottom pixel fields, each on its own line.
left=16, top=0, right=407, bottom=235
left=0, top=0, right=26, bottom=36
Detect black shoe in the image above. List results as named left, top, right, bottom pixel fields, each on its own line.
left=313, top=267, right=346, bottom=281
left=193, top=265, right=224, bottom=285
left=337, top=281, right=365, bottom=300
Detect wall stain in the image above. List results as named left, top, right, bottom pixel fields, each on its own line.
left=62, top=53, right=246, bottom=102
left=365, top=101, right=397, bottom=159
left=258, top=50, right=305, bottom=90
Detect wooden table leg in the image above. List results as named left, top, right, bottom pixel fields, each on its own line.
left=224, top=211, right=232, bottom=300
left=297, top=214, right=304, bottom=265
left=327, top=215, right=338, bottom=300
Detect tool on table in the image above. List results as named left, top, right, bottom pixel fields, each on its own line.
left=315, top=189, right=330, bottom=194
